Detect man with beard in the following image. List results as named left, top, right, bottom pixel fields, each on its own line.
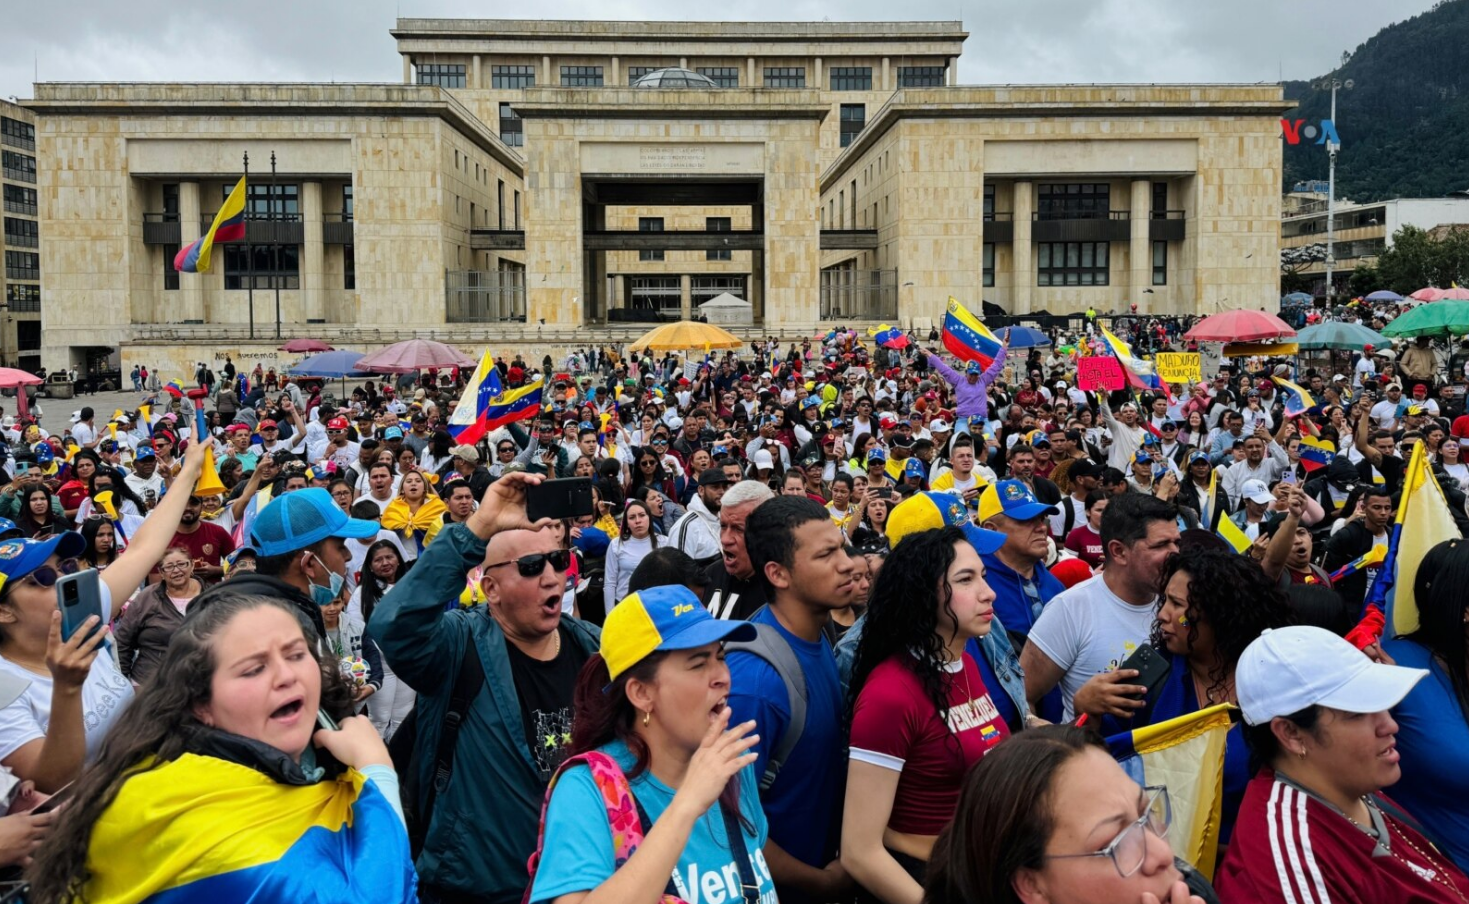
left=703, top=480, right=775, bottom=620
left=158, top=494, right=236, bottom=584
left=668, top=468, right=729, bottom=564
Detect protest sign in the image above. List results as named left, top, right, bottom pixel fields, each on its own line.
left=1078, top=356, right=1125, bottom=391
left=1156, top=352, right=1202, bottom=385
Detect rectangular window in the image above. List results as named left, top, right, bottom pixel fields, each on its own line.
left=707, top=216, right=731, bottom=261
left=497, top=180, right=505, bottom=229
left=227, top=183, right=299, bottom=219
left=223, top=244, right=300, bottom=290
left=5, top=284, right=39, bottom=312
left=344, top=244, right=355, bottom=290
left=416, top=64, right=466, bottom=89
left=163, top=244, right=179, bottom=291
left=697, top=67, right=739, bottom=87
left=514, top=190, right=521, bottom=229
left=983, top=243, right=995, bottom=287
left=983, top=184, right=995, bottom=219
left=839, top=104, right=865, bottom=147
left=897, top=66, right=946, bottom=87
left=161, top=183, right=179, bottom=219
left=763, top=67, right=806, bottom=88
left=1152, top=182, right=1168, bottom=218
left=627, top=66, right=660, bottom=85
left=0, top=117, right=34, bottom=151
left=639, top=217, right=664, bottom=262
left=1152, top=240, right=1168, bottom=286
left=1037, top=183, right=1111, bottom=220
left=1, top=151, right=35, bottom=184
left=1037, top=242, right=1109, bottom=286
left=491, top=65, right=535, bottom=89
left=342, top=185, right=353, bottom=220
left=629, top=276, right=681, bottom=314
left=499, top=102, right=523, bottom=147
left=829, top=67, right=872, bottom=91
left=3, top=217, right=37, bottom=248
left=2, top=185, right=36, bottom=217
left=4, top=251, right=39, bottom=281
left=560, top=66, right=604, bottom=86
left=691, top=275, right=747, bottom=303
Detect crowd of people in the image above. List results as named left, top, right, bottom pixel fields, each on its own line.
left=0, top=313, right=1459, bottom=904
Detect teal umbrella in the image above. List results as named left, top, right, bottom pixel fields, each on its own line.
left=1381, top=301, right=1469, bottom=338
left=1295, top=321, right=1390, bottom=351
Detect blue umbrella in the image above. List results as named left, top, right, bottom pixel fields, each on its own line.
left=995, top=326, right=1052, bottom=348
left=290, top=350, right=368, bottom=379
left=1295, top=321, right=1390, bottom=351
left=1281, top=292, right=1313, bottom=305
left=1365, top=290, right=1404, bottom=302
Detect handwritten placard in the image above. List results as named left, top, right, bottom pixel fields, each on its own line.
left=1156, top=352, right=1202, bottom=385
left=1077, top=356, right=1125, bottom=391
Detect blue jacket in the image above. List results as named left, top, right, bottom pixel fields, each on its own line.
left=980, top=551, right=1066, bottom=640
left=368, top=522, right=601, bottom=903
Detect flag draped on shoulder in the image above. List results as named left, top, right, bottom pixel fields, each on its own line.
left=446, top=351, right=505, bottom=446
left=175, top=175, right=247, bottom=274
left=1366, top=439, right=1462, bottom=634
left=942, top=297, right=1002, bottom=368
left=1107, top=704, right=1235, bottom=880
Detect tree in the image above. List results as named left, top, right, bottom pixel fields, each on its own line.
left=1375, top=226, right=1441, bottom=294
left=1348, top=262, right=1380, bottom=298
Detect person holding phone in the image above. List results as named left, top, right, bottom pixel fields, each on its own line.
left=1094, top=546, right=1292, bottom=849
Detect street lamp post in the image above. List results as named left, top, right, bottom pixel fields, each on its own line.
left=1314, top=75, right=1352, bottom=304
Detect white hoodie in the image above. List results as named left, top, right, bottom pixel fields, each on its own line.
left=668, top=495, right=721, bottom=562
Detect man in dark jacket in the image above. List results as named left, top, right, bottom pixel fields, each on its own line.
left=1322, top=485, right=1394, bottom=612
left=370, top=473, right=600, bottom=904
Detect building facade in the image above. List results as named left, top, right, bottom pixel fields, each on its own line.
left=1281, top=194, right=1469, bottom=296
left=25, top=19, right=1292, bottom=377
left=1, top=100, right=42, bottom=372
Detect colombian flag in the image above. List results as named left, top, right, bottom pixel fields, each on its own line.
left=446, top=351, right=505, bottom=446
left=868, top=324, right=910, bottom=350
left=1271, top=375, right=1316, bottom=418
left=1215, top=514, right=1251, bottom=555
left=1366, top=439, right=1463, bottom=634
left=942, top=297, right=1002, bottom=368
left=175, top=175, right=247, bottom=274
left=78, top=753, right=416, bottom=903
left=1108, top=704, right=1235, bottom=879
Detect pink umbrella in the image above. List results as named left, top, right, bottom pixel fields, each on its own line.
left=279, top=338, right=334, bottom=353
left=1410, top=287, right=1447, bottom=302
left=354, top=339, right=475, bottom=374
left=0, top=368, right=43, bottom=420
left=1439, top=288, right=1469, bottom=300
left=1183, top=310, right=1297, bottom=343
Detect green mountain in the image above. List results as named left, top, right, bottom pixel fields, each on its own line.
left=1282, top=0, right=1469, bottom=201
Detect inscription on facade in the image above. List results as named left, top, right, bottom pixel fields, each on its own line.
left=638, top=146, right=708, bottom=170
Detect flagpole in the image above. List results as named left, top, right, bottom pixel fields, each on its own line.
left=244, top=152, right=254, bottom=340
left=271, top=151, right=281, bottom=340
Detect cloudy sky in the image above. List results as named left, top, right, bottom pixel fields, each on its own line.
left=0, top=0, right=1439, bottom=101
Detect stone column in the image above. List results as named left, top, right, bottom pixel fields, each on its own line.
left=543, top=56, right=552, bottom=84
left=472, top=55, right=482, bottom=88
left=748, top=57, right=756, bottom=87
left=814, top=57, right=823, bottom=89
left=1012, top=181, right=1033, bottom=315
left=680, top=274, right=692, bottom=321
left=611, top=56, right=620, bottom=85
left=680, top=56, right=688, bottom=69
left=179, top=181, right=204, bottom=323
left=402, top=55, right=411, bottom=84
left=882, top=57, right=890, bottom=91
left=948, top=58, right=958, bottom=85
left=302, top=181, right=325, bottom=323
left=1130, top=179, right=1151, bottom=310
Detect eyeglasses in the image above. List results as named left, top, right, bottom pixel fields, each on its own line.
left=160, top=560, right=192, bottom=572
left=483, top=549, right=572, bottom=578
left=23, top=558, right=81, bottom=589
left=1045, top=786, right=1171, bottom=878
left=497, top=446, right=516, bottom=455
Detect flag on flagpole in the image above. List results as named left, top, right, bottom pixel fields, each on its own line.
left=1100, top=327, right=1161, bottom=395
left=1328, top=544, right=1389, bottom=584
left=1366, top=440, right=1462, bottom=633
left=1107, top=704, right=1235, bottom=880
left=175, top=175, right=247, bottom=274
left=482, top=380, right=545, bottom=434
left=1271, top=375, right=1316, bottom=418
left=1215, top=514, right=1252, bottom=554
left=446, top=351, right=504, bottom=446
left=1198, top=468, right=1219, bottom=531
left=867, top=324, right=910, bottom=350
left=941, top=297, right=1002, bottom=368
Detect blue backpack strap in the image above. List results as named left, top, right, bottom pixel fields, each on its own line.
left=724, top=613, right=807, bottom=792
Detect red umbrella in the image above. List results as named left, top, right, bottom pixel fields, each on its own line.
left=279, top=338, right=334, bottom=353
left=354, top=339, right=475, bottom=374
left=1183, top=310, right=1296, bottom=343
left=0, top=368, right=42, bottom=419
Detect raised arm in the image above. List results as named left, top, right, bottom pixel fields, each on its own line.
left=924, top=350, right=961, bottom=387
left=99, top=439, right=207, bottom=604
left=979, top=340, right=1009, bottom=387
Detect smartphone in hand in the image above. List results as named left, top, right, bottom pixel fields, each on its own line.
left=55, top=569, right=105, bottom=643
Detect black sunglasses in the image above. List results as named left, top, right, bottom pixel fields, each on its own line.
left=24, top=558, right=81, bottom=589
left=483, top=549, right=572, bottom=578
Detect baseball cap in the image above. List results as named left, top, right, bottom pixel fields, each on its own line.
left=1406, top=404, right=1426, bottom=417
left=1236, top=626, right=1427, bottom=726
left=1385, top=382, right=1403, bottom=392
left=450, top=445, right=480, bottom=462
left=929, top=419, right=951, bottom=433
left=0, top=532, right=86, bottom=595
left=327, top=417, right=349, bottom=430
left=977, top=479, right=1059, bottom=524
left=903, top=458, right=926, bottom=479
left=698, top=469, right=732, bottom=487
left=1412, top=384, right=1428, bottom=396
left=1240, top=478, right=1274, bottom=505
left=866, top=449, right=887, bottom=465
left=383, top=426, right=404, bottom=440
left=250, top=487, right=380, bottom=557
left=225, top=545, right=257, bottom=568
left=752, top=449, right=775, bottom=469
left=879, top=415, right=899, bottom=431
left=801, top=395, right=821, bottom=410
left=1030, top=433, right=1051, bottom=449
left=258, top=419, right=279, bottom=430
left=0, top=519, right=20, bottom=541
left=601, top=586, right=756, bottom=684
left=1159, top=420, right=1178, bottom=431
left=134, top=446, right=156, bottom=461
left=1133, top=449, right=1153, bottom=465
left=1188, top=451, right=1211, bottom=466
left=886, top=491, right=1005, bottom=553
left=965, top=361, right=983, bottom=375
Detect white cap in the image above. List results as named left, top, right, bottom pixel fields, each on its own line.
left=69, top=411, right=81, bottom=424
left=1240, top=479, right=1274, bottom=505
left=929, top=419, right=952, bottom=433
left=752, top=449, right=775, bottom=469
left=1237, top=626, right=1427, bottom=726
left=1054, top=381, right=1067, bottom=390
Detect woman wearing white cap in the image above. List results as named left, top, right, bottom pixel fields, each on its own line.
left=1217, top=625, right=1469, bottom=902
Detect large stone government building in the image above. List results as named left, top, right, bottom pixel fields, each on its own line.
left=22, top=19, right=1292, bottom=376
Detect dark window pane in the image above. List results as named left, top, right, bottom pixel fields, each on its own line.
left=896, top=66, right=945, bottom=87
left=763, top=67, right=805, bottom=88
left=697, top=67, right=739, bottom=87
left=830, top=67, right=872, bottom=91
left=416, top=64, right=466, bottom=89
left=491, top=65, right=535, bottom=89
left=560, top=66, right=604, bottom=86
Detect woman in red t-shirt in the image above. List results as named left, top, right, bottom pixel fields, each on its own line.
left=1064, top=490, right=1109, bottom=569
left=842, top=523, right=1013, bottom=904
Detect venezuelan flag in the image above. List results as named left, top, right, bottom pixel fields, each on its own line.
left=445, top=351, right=504, bottom=446
left=1271, top=375, right=1316, bottom=418
left=163, top=380, right=186, bottom=399
left=175, top=175, right=247, bottom=274
left=483, top=379, right=545, bottom=433
left=79, top=753, right=416, bottom=904
left=868, top=324, right=909, bottom=350
left=1107, top=704, right=1235, bottom=879
left=942, top=297, right=1002, bottom=367
left=1298, top=436, right=1335, bottom=472
left=1366, top=440, right=1463, bottom=633
left=1100, top=328, right=1159, bottom=395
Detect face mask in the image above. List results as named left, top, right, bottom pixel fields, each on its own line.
left=309, top=553, right=345, bottom=607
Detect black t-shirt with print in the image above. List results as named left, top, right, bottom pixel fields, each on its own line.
left=504, top=624, right=591, bottom=781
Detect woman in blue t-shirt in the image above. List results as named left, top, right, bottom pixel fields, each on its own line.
left=526, top=584, right=774, bottom=904
left=1096, top=545, right=1293, bottom=849
left=1383, top=537, right=1469, bottom=873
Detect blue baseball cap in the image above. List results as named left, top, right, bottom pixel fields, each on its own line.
left=250, top=488, right=380, bottom=557
left=602, top=586, right=756, bottom=683
left=866, top=449, right=887, bottom=464
left=904, top=458, right=926, bottom=479
left=977, top=479, right=1059, bottom=524
left=886, top=490, right=1005, bottom=554
left=0, top=519, right=20, bottom=540
left=0, top=532, right=86, bottom=595
left=134, top=446, right=156, bottom=461
left=1141, top=432, right=1160, bottom=446
left=801, top=395, right=821, bottom=410
left=1133, top=449, right=1153, bottom=465
left=383, top=426, right=404, bottom=440
left=226, top=545, right=257, bottom=567
left=965, top=360, right=983, bottom=375
left=1189, top=451, right=1211, bottom=466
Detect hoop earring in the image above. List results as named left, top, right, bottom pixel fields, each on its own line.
left=642, top=710, right=651, bottom=727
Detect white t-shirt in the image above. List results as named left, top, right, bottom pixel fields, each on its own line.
left=1370, top=399, right=1403, bottom=432
left=346, top=530, right=409, bottom=588
left=0, top=652, right=133, bottom=765
left=1027, top=573, right=1158, bottom=721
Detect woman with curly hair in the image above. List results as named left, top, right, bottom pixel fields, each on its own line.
left=840, top=525, right=1013, bottom=904
left=1093, top=545, right=1294, bottom=849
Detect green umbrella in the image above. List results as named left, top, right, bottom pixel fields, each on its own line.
left=1295, top=321, right=1390, bottom=351
left=1381, top=300, right=1469, bottom=338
